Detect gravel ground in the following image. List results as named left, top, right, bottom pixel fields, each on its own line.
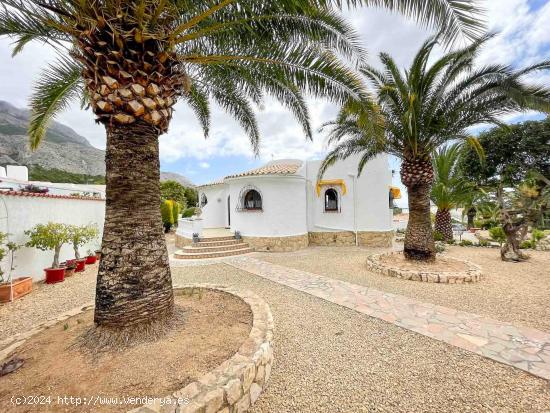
left=255, top=246, right=550, bottom=332
left=0, top=265, right=97, bottom=339
left=2, top=256, right=550, bottom=412
left=171, top=264, right=550, bottom=413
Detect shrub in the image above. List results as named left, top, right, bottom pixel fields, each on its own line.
left=182, top=207, right=195, bottom=218
left=160, top=180, right=187, bottom=208
left=161, top=200, right=175, bottom=232
left=478, top=239, right=490, bottom=247
left=25, top=223, right=70, bottom=268
left=435, top=241, right=446, bottom=253
left=446, top=239, right=456, bottom=245
left=0, top=233, right=19, bottom=284
left=532, top=229, right=545, bottom=247
left=459, top=240, right=473, bottom=247
left=433, top=231, right=445, bottom=241
left=520, top=240, right=533, bottom=249
left=489, top=226, right=506, bottom=246
left=171, top=202, right=180, bottom=227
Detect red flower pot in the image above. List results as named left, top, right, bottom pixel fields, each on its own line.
left=44, top=268, right=65, bottom=284
left=75, top=259, right=86, bottom=272
left=85, top=255, right=97, bottom=265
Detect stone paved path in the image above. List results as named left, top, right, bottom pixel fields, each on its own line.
left=225, top=256, right=550, bottom=381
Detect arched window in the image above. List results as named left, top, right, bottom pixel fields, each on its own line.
left=324, top=188, right=339, bottom=212
left=200, top=193, right=208, bottom=207
left=244, top=189, right=262, bottom=210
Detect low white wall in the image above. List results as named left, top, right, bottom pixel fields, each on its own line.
left=0, top=194, right=105, bottom=281
left=228, top=176, right=307, bottom=237
left=198, top=185, right=227, bottom=228
left=176, top=218, right=203, bottom=239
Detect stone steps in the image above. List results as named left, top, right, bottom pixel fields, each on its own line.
left=183, top=242, right=250, bottom=253
left=195, top=239, right=244, bottom=247
left=174, top=246, right=254, bottom=260
left=199, top=235, right=236, bottom=242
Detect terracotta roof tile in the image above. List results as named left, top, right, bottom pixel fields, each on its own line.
left=0, top=191, right=105, bottom=201
left=225, top=161, right=302, bottom=179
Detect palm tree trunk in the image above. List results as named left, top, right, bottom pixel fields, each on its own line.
left=435, top=209, right=453, bottom=241
left=404, top=182, right=436, bottom=261
left=467, top=207, right=476, bottom=229
left=94, top=121, right=174, bottom=328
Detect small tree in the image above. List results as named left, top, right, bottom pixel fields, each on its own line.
left=160, top=200, right=175, bottom=233
left=25, top=223, right=70, bottom=269
left=0, top=232, right=19, bottom=284
left=489, top=226, right=506, bottom=247
left=68, top=224, right=99, bottom=259
left=160, top=180, right=187, bottom=209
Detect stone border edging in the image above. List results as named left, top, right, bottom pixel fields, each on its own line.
left=0, top=285, right=274, bottom=413
left=366, top=251, right=482, bottom=283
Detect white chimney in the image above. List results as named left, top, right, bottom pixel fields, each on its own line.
left=6, top=165, right=29, bottom=181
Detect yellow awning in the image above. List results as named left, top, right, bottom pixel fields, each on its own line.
left=316, top=179, right=347, bottom=196
left=390, top=187, right=402, bottom=199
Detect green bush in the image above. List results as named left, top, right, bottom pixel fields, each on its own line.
left=182, top=207, right=196, bottom=218
left=532, top=229, right=545, bottom=247
left=161, top=200, right=175, bottom=232
left=459, top=240, right=473, bottom=247
left=67, top=224, right=99, bottom=259
left=489, top=226, right=506, bottom=246
left=520, top=240, right=533, bottom=249
left=435, top=241, right=446, bottom=253
left=446, top=239, right=456, bottom=245
left=478, top=239, right=490, bottom=247
left=171, top=202, right=180, bottom=226
left=433, top=231, right=444, bottom=241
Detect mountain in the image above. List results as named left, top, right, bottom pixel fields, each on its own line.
left=0, top=100, right=105, bottom=175
left=0, top=101, right=194, bottom=186
left=160, top=171, right=195, bottom=188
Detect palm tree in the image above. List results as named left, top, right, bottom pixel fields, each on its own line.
left=319, top=35, right=550, bottom=261
left=430, top=144, right=472, bottom=240
left=0, top=0, right=484, bottom=332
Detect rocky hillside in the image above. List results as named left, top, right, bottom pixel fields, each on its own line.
left=0, top=101, right=194, bottom=186
left=0, top=100, right=105, bottom=175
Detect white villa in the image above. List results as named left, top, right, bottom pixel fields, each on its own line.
left=176, top=154, right=399, bottom=252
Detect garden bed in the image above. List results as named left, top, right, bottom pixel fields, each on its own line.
left=0, top=288, right=259, bottom=413
left=366, top=251, right=482, bottom=283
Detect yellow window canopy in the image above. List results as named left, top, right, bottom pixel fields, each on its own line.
left=390, top=187, right=402, bottom=199
left=316, top=179, right=347, bottom=196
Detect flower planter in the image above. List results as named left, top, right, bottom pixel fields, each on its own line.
left=44, top=268, right=65, bottom=284
left=85, top=255, right=97, bottom=265
left=0, top=277, right=33, bottom=303
left=75, top=259, right=86, bottom=272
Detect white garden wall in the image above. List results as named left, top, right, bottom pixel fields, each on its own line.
left=0, top=193, right=105, bottom=281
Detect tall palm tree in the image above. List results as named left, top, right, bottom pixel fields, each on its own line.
left=0, top=0, right=484, bottom=332
left=319, top=35, right=550, bottom=261
left=430, top=144, right=472, bottom=240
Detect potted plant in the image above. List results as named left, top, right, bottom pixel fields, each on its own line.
left=85, top=249, right=97, bottom=264
left=61, top=260, right=77, bottom=277
left=0, top=233, right=31, bottom=303
left=68, top=224, right=99, bottom=272
left=25, top=223, right=70, bottom=284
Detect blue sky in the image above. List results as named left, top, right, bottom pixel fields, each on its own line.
left=0, top=0, right=549, bottom=204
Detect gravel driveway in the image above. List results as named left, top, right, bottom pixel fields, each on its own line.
left=172, top=264, right=550, bottom=413
left=255, top=246, right=550, bottom=332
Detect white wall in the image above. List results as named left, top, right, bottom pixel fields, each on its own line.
left=6, top=165, right=29, bottom=181
left=0, top=166, right=6, bottom=178
left=0, top=194, right=105, bottom=281
left=227, top=176, right=307, bottom=237
left=198, top=184, right=227, bottom=228
left=307, top=154, right=392, bottom=232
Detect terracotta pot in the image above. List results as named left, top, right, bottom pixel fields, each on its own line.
left=75, top=259, right=86, bottom=272
left=85, top=255, right=97, bottom=265
left=0, top=277, right=33, bottom=303
left=44, top=268, right=65, bottom=284
left=65, top=268, right=76, bottom=277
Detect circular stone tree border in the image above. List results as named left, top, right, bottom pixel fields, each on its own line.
left=366, top=252, right=482, bottom=283
left=0, top=284, right=274, bottom=413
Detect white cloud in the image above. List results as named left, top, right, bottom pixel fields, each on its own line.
left=199, top=162, right=210, bottom=169
left=1, top=1, right=548, bottom=167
